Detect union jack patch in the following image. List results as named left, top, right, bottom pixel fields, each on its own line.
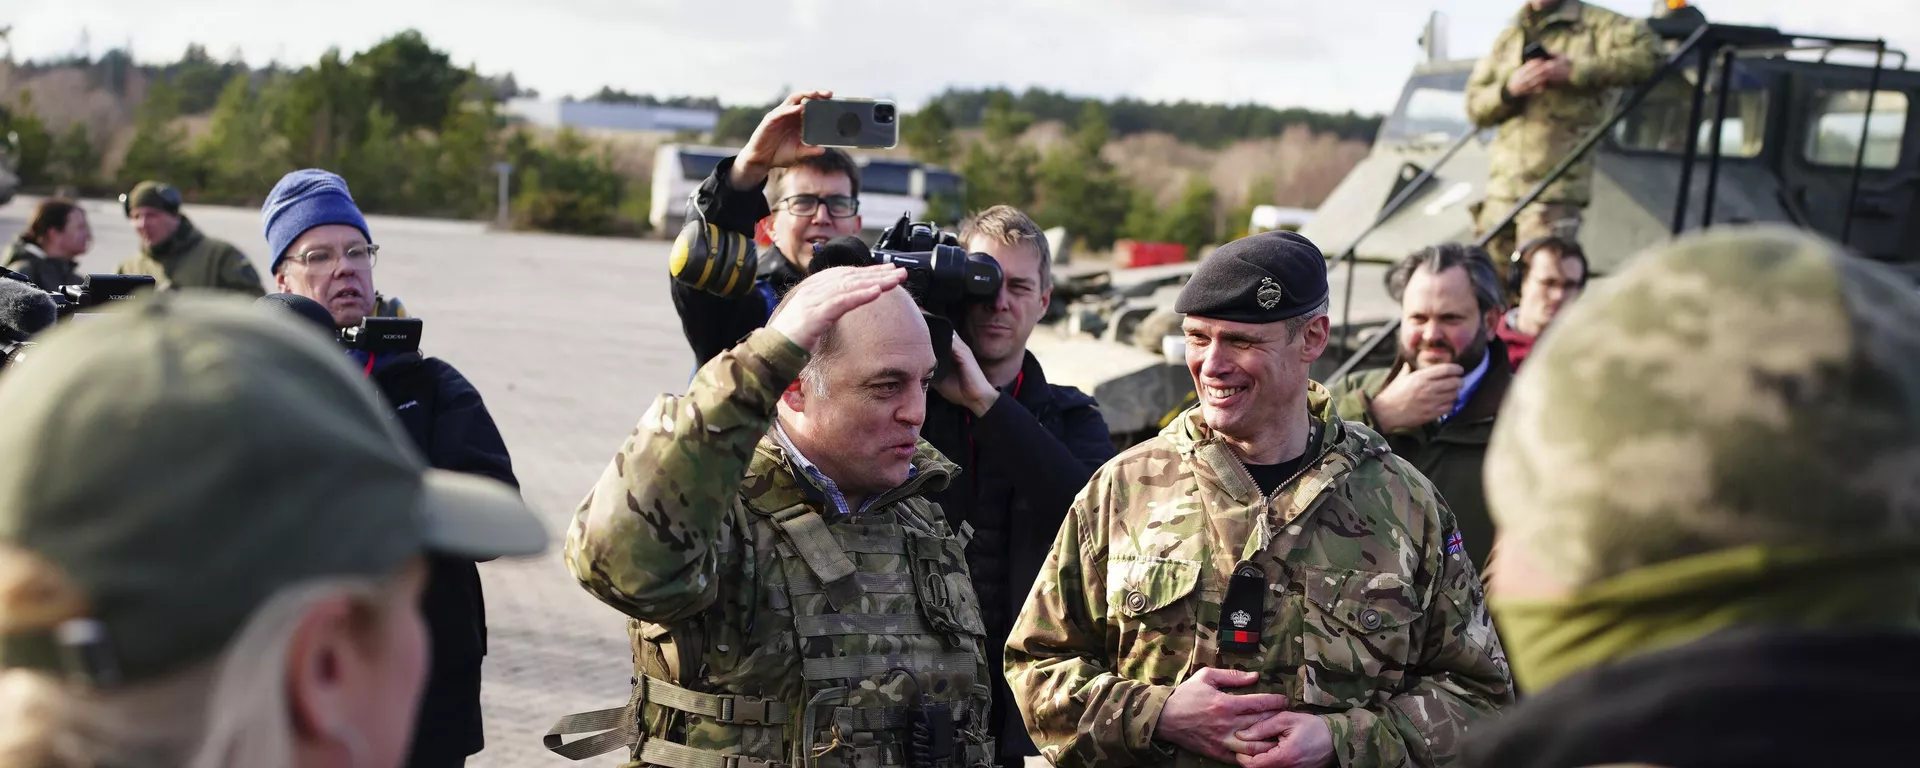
left=1446, top=531, right=1464, bottom=555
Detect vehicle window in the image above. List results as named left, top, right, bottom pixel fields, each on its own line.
left=862, top=162, right=915, bottom=196
left=678, top=152, right=727, bottom=181
left=1805, top=90, right=1909, bottom=169
left=1615, top=65, right=1768, bottom=158
left=1379, top=70, right=1474, bottom=144
left=923, top=170, right=963, bottom=198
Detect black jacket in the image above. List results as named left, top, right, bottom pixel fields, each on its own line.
left=3, top=238, right=81, bottom=292
left=1464, top=627, right=1920, bottom=768
left=368, top=352, right=519, bottom=766
left=921, top=353, right=1115, bottom=761
left=669, top=155, right=805, bottom=367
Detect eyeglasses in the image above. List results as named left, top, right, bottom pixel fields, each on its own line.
left=286, top=243, right=380, bottom=270
left=776, top=194, right=859, bottom=219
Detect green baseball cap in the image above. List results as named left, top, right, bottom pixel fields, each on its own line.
left=0, top=293, right=548, bottom=687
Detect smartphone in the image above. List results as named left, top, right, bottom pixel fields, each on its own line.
left=802, top=98, right=899, bottom=149
left=1522, top=42, right=1552, bottom=63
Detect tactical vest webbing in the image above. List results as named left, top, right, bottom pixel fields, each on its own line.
left=547, top=500, right=995, bottom=768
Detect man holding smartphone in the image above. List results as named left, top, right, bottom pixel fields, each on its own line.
left=1465, top=0, right=1658, bottom=276
left=670, top=90, right=866, bottom=367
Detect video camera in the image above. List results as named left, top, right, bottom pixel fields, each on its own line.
left=0, top=269, right=156, bottom=369
left=811, top=213, right=1003, bottom=315
left=809, top=213, right=1004, bottom=379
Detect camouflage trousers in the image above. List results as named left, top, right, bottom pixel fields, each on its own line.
left=1472, top=198, right=1584, bottom=286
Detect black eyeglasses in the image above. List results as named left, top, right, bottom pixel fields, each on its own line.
left=776, top=194, right=859, bottom=219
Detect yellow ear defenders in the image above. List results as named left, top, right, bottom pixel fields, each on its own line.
left=669, top=200, right=760, bottom=300
left=119, top=183, right=184, bottom=218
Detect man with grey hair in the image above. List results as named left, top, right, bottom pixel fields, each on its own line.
left=923, top=204, right=1113, bottom=766
left=1326, top=243, right=1510, bottom=573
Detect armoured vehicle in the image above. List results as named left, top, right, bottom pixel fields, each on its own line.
left=1033, top=2, right=1919, bottom=447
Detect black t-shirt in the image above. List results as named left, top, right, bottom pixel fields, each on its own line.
left=1245, top=455, right=1307, bottom=497
left=1242, top=421, right=1321, bottom=497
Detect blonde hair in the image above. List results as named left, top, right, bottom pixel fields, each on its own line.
left=959, top=206, right=1053, bottom=290
left=0, top=549, right=392, bottom=768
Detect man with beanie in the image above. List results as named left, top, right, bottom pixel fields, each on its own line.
left=261, top=168, right=518, bottom=768
left=112, top=180, right=265, bottom=296
left=1463, top=225, right=1920, bottom=767
left=1007, top=231, right=1512, bottom=768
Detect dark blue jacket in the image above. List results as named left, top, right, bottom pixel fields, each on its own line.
left=368, top=351, right=518, bottom=767
left=921, top=352, right=1114, bottom=762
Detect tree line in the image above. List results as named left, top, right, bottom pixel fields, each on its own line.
left=6, top=32, right=644, bottom=235
left=903, top=93, right=1292, bottom=254
left=5, top=33, right=1364, bottom=247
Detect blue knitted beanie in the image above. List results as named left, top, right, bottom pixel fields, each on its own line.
left=261, top=169, right=372, bottom=273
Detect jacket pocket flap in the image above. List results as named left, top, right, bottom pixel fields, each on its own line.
left=1303, top=567, right=1419, bottom=632
left=1113, top=556, right=1202, bottom=617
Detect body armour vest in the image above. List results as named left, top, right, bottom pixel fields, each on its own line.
left=548, top=440, right=996, bottom=768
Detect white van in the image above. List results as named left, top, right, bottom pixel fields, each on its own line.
left=650, top=144, right=736, bottom=235
left=855, top=157, right=928, bottom=236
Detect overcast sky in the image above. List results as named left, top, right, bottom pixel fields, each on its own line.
left=6, top=1, right=1917, bottom=114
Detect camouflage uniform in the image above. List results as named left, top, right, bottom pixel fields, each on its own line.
left=1005, top=383, right=1513, bottom=768
left=1467, top=0, right=1660, bottom=272
left=558, top=327, right=995, bottom=768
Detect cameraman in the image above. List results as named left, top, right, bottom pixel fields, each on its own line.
left=671, top=90, right=864, bottom=366
left=926, top=205, right=1115, bottom=767
left=259, top=169, right=517, bottom=768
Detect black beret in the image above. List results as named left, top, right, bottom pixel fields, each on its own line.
left=1174, top=231, right=1329, bottom=323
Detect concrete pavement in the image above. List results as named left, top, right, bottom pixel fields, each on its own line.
left=3, top=196, right=686, bottom=767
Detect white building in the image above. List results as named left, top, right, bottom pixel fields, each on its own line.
left=504, top=98, right=719, bottom=134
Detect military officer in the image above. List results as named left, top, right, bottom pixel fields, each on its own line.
left=1005, top=231, right=1512, bottom=768
left=550, top=264, right=999, bottom=768
left=1466, top=0, right=1659, bottom=273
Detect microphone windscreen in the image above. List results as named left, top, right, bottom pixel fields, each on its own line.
left=255, top=292, right=337, bottom=332
left=0, top=278, right=58, bottom=341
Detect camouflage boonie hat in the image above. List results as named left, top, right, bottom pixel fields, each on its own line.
left=1487, top=224, right=1920, bottom=589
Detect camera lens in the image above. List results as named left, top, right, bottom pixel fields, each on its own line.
left=874, top=103, right=896, bottom=124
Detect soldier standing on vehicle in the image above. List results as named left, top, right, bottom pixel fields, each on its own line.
left=1467, top=0, right=1659, bottom=272
left=1006, top=231, right=1512, bottom=768
left=552, top=264, right=998, bottom=768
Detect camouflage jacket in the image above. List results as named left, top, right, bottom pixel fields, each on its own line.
left=113, top=217, right=265, bottom=297
left=565, top=327, right=995, bottom=767
left=1466, top=0, right=1660, bottom=206
left=1004, top=383, right=1512, bottom=768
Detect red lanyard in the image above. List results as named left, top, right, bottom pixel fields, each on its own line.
left=362, top=353, right=376, bottom=377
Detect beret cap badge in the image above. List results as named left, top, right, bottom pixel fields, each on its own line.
left=1257, top=277, right=1284, bottom=310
